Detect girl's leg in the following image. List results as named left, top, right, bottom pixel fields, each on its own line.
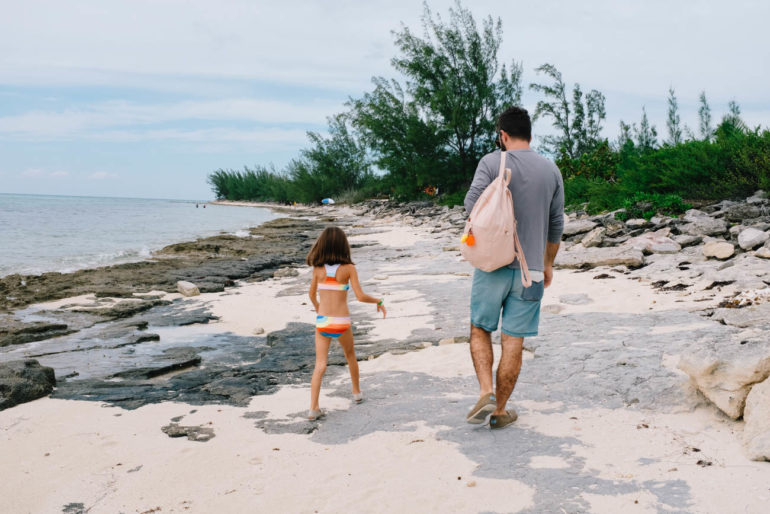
left=337, top=327, right=360, bottom=395
left=310, top=332, right=331, bottom=411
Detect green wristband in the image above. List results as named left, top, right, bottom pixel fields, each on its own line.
left=377, top=299, right=384, bottom=306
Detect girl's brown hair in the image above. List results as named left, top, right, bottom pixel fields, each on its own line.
left=306, top=226, right=354, bottom=267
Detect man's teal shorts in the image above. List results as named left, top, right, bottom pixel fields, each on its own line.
left=470, top=267, right=544, bottom=338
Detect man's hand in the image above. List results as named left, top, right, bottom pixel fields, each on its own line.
left=544, top=242, right=560, bottom=288
left=544, top=265, right=554, bottom=288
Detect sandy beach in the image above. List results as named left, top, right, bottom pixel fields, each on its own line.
left=2, top=203, right=770, bottom=513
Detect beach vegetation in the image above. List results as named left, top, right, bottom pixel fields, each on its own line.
left=349, top=1, right=523, bottom=198
left=529, top=63, right=607, bottom=163
left=207, top=2, right=769, bottom=218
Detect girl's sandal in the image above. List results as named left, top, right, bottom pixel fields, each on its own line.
left=353, top=392, right=364, bottom=404
left=308, top=408, right=326, bottom=421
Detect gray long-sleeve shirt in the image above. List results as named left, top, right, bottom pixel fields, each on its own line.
left=464, top=148, right=564, bottom=271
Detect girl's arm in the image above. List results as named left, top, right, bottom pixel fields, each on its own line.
left=348, top=266, right=386, bottom=318
left=308, top=270, right=319, bottom=312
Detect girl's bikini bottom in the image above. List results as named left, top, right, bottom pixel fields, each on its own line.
left=315, top=315, right=351, bottom=339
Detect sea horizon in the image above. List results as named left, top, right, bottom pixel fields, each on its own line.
left=0, top=193, right=275, bottom=277
left=0, top=191, right=214, bottom=203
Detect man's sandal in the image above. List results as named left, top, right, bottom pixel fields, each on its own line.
left=489, top=409, right=518, bottom=429
left=466, top=393, right=496, bottom=424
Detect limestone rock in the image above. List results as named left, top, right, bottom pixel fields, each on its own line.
left=176, top=280, right=200, bottom=297
left=738, top=228, right=769, bottom=250
left=680, top=210, right=728, bottom=236
left=625, top=230, right=681, bottom=254
left=599, top=217, right=626, bottom=237
left=555, top=246, right=644, bottom=269
left=672, top=234, right=702, bottom=248
left=563, top=219, right=597, bottom=236
left=678, top=337, right=770, bottom=419
left=702, top=241, right=735, bottom=260
left=649, top=216, right=672, bottom=227
left=711, top=303, right=770, bottom=329
left=755, top=247, right=770, bottom=259
left=625, top=218, right=649, bottom=229
left=729, top=225, right=746, bottom=238
left=747, top=190, right=768, bottom=204
left=744, top=378, right=770, bottom=461
left=0, top=359, right=56, bottom=410
left=581, top=227, right=606, bottom=248
left=273, top=267, right=299, bottom=278
left=726, top=204, right=762, bottom=222
left=161, top=423, right=215, bottom=442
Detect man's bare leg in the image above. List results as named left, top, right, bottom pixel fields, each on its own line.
left=470, top=324, right=494, bottom=397
left=494, top=334, right=523, bottom=415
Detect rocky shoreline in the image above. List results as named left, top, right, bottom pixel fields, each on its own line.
left=2, top=193, right=770, bottom=461
left=0, top=202, right=466, bottom=410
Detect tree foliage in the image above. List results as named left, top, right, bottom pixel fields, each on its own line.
left=665, top=87, right=683, bottom=146
left=350, top=1, right=523, bottom=198
left=206, top=3, right=768, bottom=214
left=634, top=107, right=658, bottom=151
left=529, top=63, right=606, bottom=161
left=698, top=91, right=713, bottom=141
left=289, top=114, right=372, bottom=203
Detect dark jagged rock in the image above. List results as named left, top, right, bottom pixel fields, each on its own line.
left=725, top=204, right=763, bottom=222
left=0, top=217, right=327, bottom=313
left=137, top=304, right=218, bottom=327
left=71, top=298, right=169, bottom=320
left=94, top=290, right=136, bottom=298
left=112, top=347, right=202, bottom=379
left=0, top=217, right=328, bottom=350
left=161, top=422, right=215, bottom=442
left=0, top=359, right=56, bottom=410
left=0, top=319, right=75, bottom=347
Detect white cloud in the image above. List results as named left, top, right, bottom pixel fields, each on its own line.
left=1, top=0, right=768, bottom=104
left=18, top=168, right=71, bottom=178
left=89, top=171, right=118, bottom=180
left=0, top=98, right=338, bottom=141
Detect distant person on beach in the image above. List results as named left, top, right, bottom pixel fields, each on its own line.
left=463, top=106, right=564, bottom=429
left=306, top=227, right=387, bottom=420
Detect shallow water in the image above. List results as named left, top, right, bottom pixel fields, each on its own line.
left=0, top=194, right=275, bottom=277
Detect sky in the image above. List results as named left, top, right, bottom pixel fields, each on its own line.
left=1, top=0, right=769, bottom=200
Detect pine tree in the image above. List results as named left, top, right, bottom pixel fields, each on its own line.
left=698, top=91, right=713, bottom=141
left=666, top=87, right=682, bottom=146
left=635, top=107, right=657, bottom=151
left=616, top=120, right=633, bottom=148
left=530, top=63, right=606, bottom=159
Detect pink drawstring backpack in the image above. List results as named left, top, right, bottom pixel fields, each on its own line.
left=461, top=151, right=531, bottom=287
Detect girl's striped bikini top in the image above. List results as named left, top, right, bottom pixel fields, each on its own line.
left=318, top=264, right=350, bottom=291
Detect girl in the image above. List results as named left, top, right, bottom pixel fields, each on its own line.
left=306, top=226, right=386, bottom=420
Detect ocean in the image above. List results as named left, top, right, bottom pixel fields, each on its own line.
left=0, top=194, right=276, bottom=277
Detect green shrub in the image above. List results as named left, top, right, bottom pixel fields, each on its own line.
left=437, top=190, right=467, bottom=207
left=616, top=192, right=691, bottom=221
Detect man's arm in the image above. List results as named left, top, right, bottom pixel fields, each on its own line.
left=464, top=153, right=495, bottom=215
left=544, top=169, right=565, bottom=288
left=544, top=242, right=560, bottom=287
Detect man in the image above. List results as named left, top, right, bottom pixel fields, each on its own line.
left=463, top=106, right=564, bottom=429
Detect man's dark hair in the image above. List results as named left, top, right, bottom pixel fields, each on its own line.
left=497, top=106, right=531, bottom=143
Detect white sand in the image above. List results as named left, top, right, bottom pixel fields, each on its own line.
left=3, top=342, right=767, bottom=513
left=2, top=218, right=769, bottom=513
